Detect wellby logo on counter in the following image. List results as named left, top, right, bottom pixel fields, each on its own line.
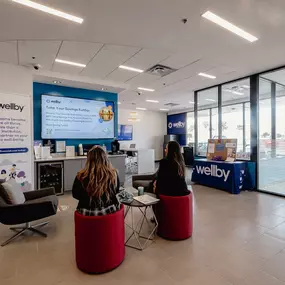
left=0, top=103, right=25, bottom=112
left=196, top=164, right=230, bottom=182
left=168, top=121, right=185, bottom=129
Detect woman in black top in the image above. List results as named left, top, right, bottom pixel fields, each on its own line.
left=72, top=146, right=120, bottom=216
left=155, top=141, right=190, bottom=196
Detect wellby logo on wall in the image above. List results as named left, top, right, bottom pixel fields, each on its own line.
left=196, top=164, right=230, bottom=182
left=168, top=121, right=185, bottom=129
left=0, top=103, right=25, bottom=112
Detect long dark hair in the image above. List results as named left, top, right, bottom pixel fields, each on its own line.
left=77, top=146, right=117, bottom=200
left=166, top=141, right=185, bottom=177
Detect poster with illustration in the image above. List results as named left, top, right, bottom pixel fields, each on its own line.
left=0, top=93, right=32, bottom=191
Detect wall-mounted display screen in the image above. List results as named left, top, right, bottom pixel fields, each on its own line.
left=41, top=95, right=115, bottom=139
left=118, top=124, right=133, bottom=141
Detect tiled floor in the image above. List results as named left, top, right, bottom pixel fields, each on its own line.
left=2, top=185, right=285, bottom=284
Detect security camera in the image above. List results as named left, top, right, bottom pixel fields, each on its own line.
left=32, top=64, right=41, bottom=70
left=137, top=91, right=142, bottom=96
left=181, top=18, right=188, bottom=24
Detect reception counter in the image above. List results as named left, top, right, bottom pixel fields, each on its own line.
left=34, top=154, right=126, bottom=194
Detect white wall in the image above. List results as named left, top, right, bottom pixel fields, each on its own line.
left=0, top=62, right=33, bottom=189
left=118, top=107, right=167, bottom=160
left=0, top=63, right=33, bottom=95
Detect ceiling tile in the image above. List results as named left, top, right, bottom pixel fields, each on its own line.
left=18, top=40, right=61, bottom=70
left=58, top=41, right=103, bottom=62
left=105, top=69, right=138, bottom=83
left=150, top=59, right=214, bottom=90
left=0, top=41, right=18, bottom=65
left=160, top=54, right=202, bottom=69
left=52, top=64, right=85, bottom=75
left=123, top=48, right=171, bottom=70
left=127, top=73, right=159, bottom=87
left=53, top=41, right=104, bottom=75
left=81, top=44, right=140, bottom=79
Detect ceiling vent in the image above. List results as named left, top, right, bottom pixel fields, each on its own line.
left=146, top=64, right=177, bottom=77
left=164, top=102, right=180, bottom=107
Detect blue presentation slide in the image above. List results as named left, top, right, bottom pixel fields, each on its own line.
left=118, top=124, right=133, bottom=140
left=41, top=95, right=115, bottom=139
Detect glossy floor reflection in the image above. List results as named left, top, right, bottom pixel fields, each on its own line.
left=2, top=185, right=285, bottom=285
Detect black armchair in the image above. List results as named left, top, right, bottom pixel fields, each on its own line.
left=132, top=173, right=156, bottom=192
left=0, top=187, right=58, bottom=246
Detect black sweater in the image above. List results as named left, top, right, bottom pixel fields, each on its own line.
left=72, top=175, right=120, bottom=210
left=156, top=158, right=190, bottom=196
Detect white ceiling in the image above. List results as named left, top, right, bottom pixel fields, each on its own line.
left=1, top=0, right=285, bottom=112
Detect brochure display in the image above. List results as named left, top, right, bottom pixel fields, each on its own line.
left=206, top=139, right=237, bottom=161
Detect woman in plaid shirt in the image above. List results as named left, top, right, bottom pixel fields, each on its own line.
left=72, top=146, right=120, bottom=216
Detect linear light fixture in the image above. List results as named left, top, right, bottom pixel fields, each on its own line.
left=205, top=99, right=216, bottom=102
left=146, top=100, right=159, bottom=103
left=138, top=87, right=155, bottom=92
left=232, top=91, right=244, bottom=96
left=198, top=72, right=216, bottom=79
left=242, top=85, right=250, bottom=89
left=160, top=108, right=169, bottom=111
left=55, top=58, right=86, bottom=68
left=224, top=89, right=244, bottom=96
left=12, top=0, right=84, bottom=24
left=128, top=118, right=140, bottom=122
left=136, top=107, right=147, bottom=111
left=119, top=65, right=144, bottom=73
left=202, top=11, right=258, bottom=43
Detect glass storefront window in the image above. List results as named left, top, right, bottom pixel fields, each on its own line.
left=186, top=112, right=195, bottom=144
left=197, top=109, right=210, bottom=156
left=222, top=78, right=250, bottom=160
left=197, top=87, right=218, bottom=156
left=211, top=107, right=218, bottom=138
left=222, top=104, right=244, bottom=152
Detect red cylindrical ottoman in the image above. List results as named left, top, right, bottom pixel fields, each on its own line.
left=74, top=205, right=125, bottom=274
left=157, top=193, right=193, bottom=240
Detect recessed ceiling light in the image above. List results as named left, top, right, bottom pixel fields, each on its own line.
left=242, top=85, right=250, bottom=89
left=119, top=65, right=144, bottom=73
left=146, top=100, right=159, bottom=103
left=12, top=0, right=84, bottom=24
left=232, top=91, right=244, bottom=96
left=138, top=87, right=155, bottom=92
left=136, top=107, right=147, bottom=111
left=202, top=11, right=258, bottom=43
left=52, top=80, right=61, bottom=84
left=118, top=102, right=121, bottom=105
left=128, top=118, right=140, bottom=122
left=189, top=101, right=195, bottom=104
left=160, top=109, right=169, bottom=111
left=198, top=72, right=216, bottom=79
left=55, top=58, right=86, bottom=68
left=205, top=99, right=216, bottom=102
